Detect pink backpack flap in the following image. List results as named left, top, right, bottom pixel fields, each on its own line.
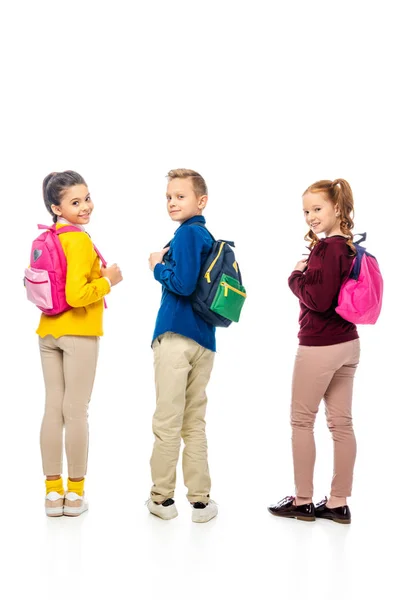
left=24, top=224, right=107, bottom=316
left=336, top=233, right=383, bottom=325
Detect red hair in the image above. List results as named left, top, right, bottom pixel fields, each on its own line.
left=303, top=179, right=355, bottom=253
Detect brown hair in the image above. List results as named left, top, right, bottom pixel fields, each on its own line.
left=167, top=168, right=208, bottom=197
left=43, top=170, right=87, bottom=223
left=303, top=179, right=355, bottom=253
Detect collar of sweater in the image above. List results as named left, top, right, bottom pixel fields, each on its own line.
left=176, top=215, right=206, bottom=232
left=57, top=217, right=86, bottom=232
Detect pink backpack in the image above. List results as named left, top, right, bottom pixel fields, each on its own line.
left=336, top=233, right=383, bottom=325
left=24, top=224, right=107, bottom=316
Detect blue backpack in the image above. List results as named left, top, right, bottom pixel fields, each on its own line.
left=166, top=222, right=247, bottom=327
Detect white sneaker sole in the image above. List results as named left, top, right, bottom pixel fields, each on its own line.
left=46, top=507, right=64, bottom=517
left=148, top=503, right=178, bottom=520
left=64, top=505, right=88, bottom=517
left=192, top=507, right=218, bottom=523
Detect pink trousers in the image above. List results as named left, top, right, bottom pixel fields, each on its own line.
left=291, top=339, right=360, bottom=499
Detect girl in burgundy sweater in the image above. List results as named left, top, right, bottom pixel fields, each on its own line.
left=268, top=179, right=360, bottom=524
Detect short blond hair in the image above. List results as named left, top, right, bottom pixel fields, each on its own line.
left=167, top=168, right=208, bottom=196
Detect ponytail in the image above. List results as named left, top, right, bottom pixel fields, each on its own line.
left=331, top=179, right=355, bottom=253
left=304, top=228, right=319, bottom=249
left=43, top=172, right=59, bottom=223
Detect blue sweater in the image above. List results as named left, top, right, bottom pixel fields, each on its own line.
left=152, top=216, right=216, bottom=352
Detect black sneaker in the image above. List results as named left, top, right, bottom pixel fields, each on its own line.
left=315, top=497, right=351, bottom=524
left=268, top=496, right=315, bottom=521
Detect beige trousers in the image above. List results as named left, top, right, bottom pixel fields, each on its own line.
left=39, top=335, right=99, bottom=478
left=150, top=333, right=215, bottom=504
left=291, top=339, right=360, bottom=499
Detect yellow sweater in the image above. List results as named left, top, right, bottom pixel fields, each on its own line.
left=37, top=224, right=111, bottom=338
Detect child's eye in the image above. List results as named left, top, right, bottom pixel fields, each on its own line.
left=72, top=201, right=79, bottom=206
left=179, top=195, right=184, bottom=199
left=315, top=208, right=321, bottom=212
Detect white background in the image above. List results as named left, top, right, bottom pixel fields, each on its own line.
left=1, top=1, right=399, bottom=599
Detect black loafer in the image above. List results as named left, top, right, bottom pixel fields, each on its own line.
left=315, top=497, right=351, bottom=524
left=268, top=496, right=315, bottom=521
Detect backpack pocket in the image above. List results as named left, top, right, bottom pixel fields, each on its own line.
left=210, top=274, right=247, bottom=323
left=24, top=267, right=53, bottom=310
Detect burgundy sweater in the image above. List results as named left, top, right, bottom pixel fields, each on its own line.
left=288, top=236, right=359, bottom=346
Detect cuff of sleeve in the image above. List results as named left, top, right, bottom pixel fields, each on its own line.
left=288, top=271, right=302, bottom=287
left=153, top=263, right=164, bottom=282
left=103, top=277, right=112, bottom=291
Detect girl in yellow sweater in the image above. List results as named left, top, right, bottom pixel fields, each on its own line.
left=38, top=171, right=122, bottom=517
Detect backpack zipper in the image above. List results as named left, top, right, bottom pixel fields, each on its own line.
left=25, top=277, right=49, bottom=285
left=220, top=281, right=247, bottom=298
left=204, top=242, right=225, bottom=283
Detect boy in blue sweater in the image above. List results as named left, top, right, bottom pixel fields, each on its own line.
left=147, top=169, right=218, bottom=523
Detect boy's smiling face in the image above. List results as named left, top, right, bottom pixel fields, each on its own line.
left=166, top=177, right=208, bottom=224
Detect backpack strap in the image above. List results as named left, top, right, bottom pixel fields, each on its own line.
left=163, top=221, right=217, bottom=249
left=38, top=224, right=107, bottom=267
left=188, top=221, right=217, bottom=242
left=188, top=222, right=235, bottom=247
left=92, top=243, right=107, bottom=267
left=163, top=221, right=234, bottom=250
left=353, top=232, right=367, bottom=245
left=38, top=223, right=82, bottom=234
left=349, top=232, right=367, bottom=280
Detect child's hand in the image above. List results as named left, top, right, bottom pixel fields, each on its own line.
left=149, top=247, right=170, bottom=271
left=101, top=264, right=123, bottom=286
left=294, top=259, right=308, bottom=272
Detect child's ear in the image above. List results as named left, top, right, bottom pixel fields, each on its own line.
left=198, top=195, right=208, bottom=209
left=51, top=204, right=62, bottom=216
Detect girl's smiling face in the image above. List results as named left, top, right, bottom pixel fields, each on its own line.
left=302, top=191, right=341, bottom=237
left=51, top=184, right=94, bottom=225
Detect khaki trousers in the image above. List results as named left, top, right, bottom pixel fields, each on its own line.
left=39, top=335, right=99, bottom=478
left=150, top=333, right=215, bottom=504
left=291, top=339, right=360, bottom=499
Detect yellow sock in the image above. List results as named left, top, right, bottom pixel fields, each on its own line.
left=45, top=477, right=64, bottom=496
left=67, top=478, right=84, bottom=497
